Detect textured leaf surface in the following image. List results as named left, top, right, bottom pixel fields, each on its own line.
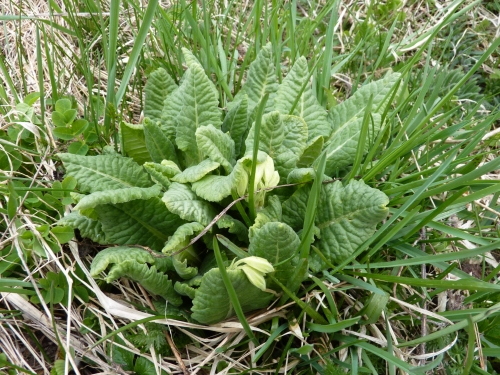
left=191, top=160, right=248, bottom=202
left=324, top=72, right=400, bottom=175
left=248, top=222, right=300, bottom=288
left=275, top=57, right=330, bottom=140
left=162, top=222, right=204, bottom=255
left=173, top=257, right=198, bottom=280
left=323, top=113, right=381, bottom=174
left=216, top=215, right=248, bottom=241
left=59, top=153, right=153, bottom=193
left=58, top=211, right=106, bottom=244
left=235, top=43, right=278, bottom=113
left=161, top=85, right=184, bottom=143
left=191, top=268, right=274, bottom=324
left=222, top=95, right=248, bottom=156
left=171, top=159, right=220, bottom=183
left=91, top=246, right=155, bottom=276
left=175, top=64, right=221, bottom=164
left=196, top=125, right=235, bottom=173
left=144, top=68, right=177, bottom=124
left=144, top=118, right=178, bottom=164
left=162, top=183, right=216, bottom=226
left=74, top=185, right=162, bottom=210
left=312, top=180, right=389, bottom=270
left=94, top=197, right=184, bottom=251
left=249, top=195, right=282, bottom=240
left=174, top=281, right=196, bottom=299
left=287, top=168, right=316, bottom=184
left=143, top=162, right=172, bottom=189
left=246, top=113, right=307, bottom=181
left=297, top=136, right=324, bottom=168
left=282, top=185, right=314, bottom=229
left=92, top=249, right=181, bottom=305
left=245, top=112, right=283, bottom=158
left=120, top=122, right=151, bottom=165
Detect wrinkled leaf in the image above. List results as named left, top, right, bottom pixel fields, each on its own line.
left=74, top=185, right=162, bottom=210
left=171, top=159, right=220, bottom=184
left=59, top=153, right=153, bottom=193
left=95, top=197, right=185, bottom=251
left=191, top=267, right=273, bottom=324
left=196, top=124, right=235, bottom=173
left=120, top=122, right=151, bottom=165
left=275, top=57, right=330, bottom=140
left=162, top=183, right=216, bottom=226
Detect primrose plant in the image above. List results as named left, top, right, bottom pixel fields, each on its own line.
left=58, top=45, right=397, bottom=324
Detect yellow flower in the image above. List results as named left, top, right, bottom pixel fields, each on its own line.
left=233, top=256, right=275, bottom=291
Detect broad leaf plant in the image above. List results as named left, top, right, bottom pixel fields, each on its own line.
left=58, top=45, right=397, bottom=324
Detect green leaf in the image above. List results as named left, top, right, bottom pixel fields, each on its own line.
left=63, top=108, right=77, bottom=124
left=191, top=267, right=273, bottom=324
left=312, top=180, right=389, bottom=271
left=143, top=162, right=173, bottom=189
left=234, top=43, right=278, bottom=114
left=249, top=195, right=282, bottom=240
left=57, top=211, right=106, bottom=244
left=95, top=197, right=184, bottom=250
left=175, top=64, right=222, bottom=164
left=171, top=159, right=220, bottom=184
left=324, top=72, right=400, bottom=175
left=134, top=357, right=168, bottom=375
left=74, top=185, right=162, bottom=210
left=173, top=257, right=198, bottom=280
left=51, top=225, right=74, bottom=244
left=191, top=159, right=248, bottom=202
left=67, top=141, right=89, bottom=155
left=162, top=222, right=205, bottom=255
left=91, top=246, right=182, bottom=305
left=196, top=124, right=235, bottom=173
left=182, top=48, right=204, bottom=69
left=58, top=153, right=153, bottom=193
left=144, top=68, right=177, bottom=124
left=275, top=57, right=330, bottom=140
left=222, top=95, right=249, bottom=156
left=274, top=115, right=308, bottom=176
left=297, top=136, right=324, bottom=168
left=160, top=85, right=185, bottom=143
left=248, top=222, right=301, bottom=289
left=190, top=174, right=233, bottom=202
left=55, top=98, right=72, bottom=113
left=91, top=246, right=155, bottom=275
left=282, top=185, right=312, bottom=228
left=52, top=119, right=88, bottom=140
left=174, top=281, right=196, bottom=299
left=245, top=113, right=308, bottom=181
left=120, top=122, right=151, bottom=165
left=245, top=111, right=282, bottom=158
left=216, top=215, right=248, bottom=242
left=162, top=183, right=216, bottom=226
left=52, top=111, right=67, bottom=127
left=287, top=168, right=316, bottom=184
left=144, top=117, right=179, bottom=164
left=323, top=113, right=381, bottom=174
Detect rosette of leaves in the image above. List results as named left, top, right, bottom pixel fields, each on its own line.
left=58, top=45, right=397, bottom=324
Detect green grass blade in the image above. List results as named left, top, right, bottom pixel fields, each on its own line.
left=299, top=151, right=326, bottom=259
left=212, top=236, right=258, bottom=346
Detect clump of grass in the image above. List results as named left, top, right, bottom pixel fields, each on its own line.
left=1, top=0, right=500, bottom=374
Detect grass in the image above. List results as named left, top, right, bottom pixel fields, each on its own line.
left=1, top=0, right=500, bottom=374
